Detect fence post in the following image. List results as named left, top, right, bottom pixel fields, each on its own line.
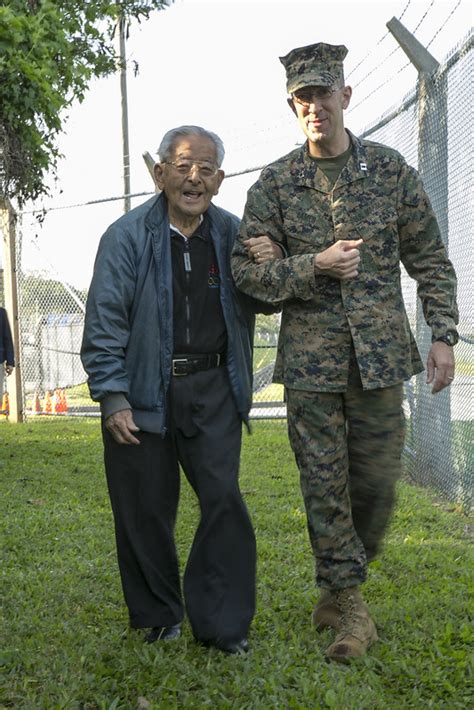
left=142, top=152, right=161, bottom=192
left=0, top=198, right=24, bottom=422
left=387, top=18, right=453, bottom=485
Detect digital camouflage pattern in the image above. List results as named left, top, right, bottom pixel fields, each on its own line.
left=286, top=360, right=405, bottom=589
left=279, top=42, right=348, bottom=94
left=231, top=131, right=459, bottom=393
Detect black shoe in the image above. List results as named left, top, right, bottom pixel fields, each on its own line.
left=201, top=637, right=249, bottom=654
left=145, top=624, right=181, bottom=644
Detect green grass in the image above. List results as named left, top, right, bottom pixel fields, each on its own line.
left=253, top=344, right=277, bottom=371
left=0, top=419, right=472, bottom=709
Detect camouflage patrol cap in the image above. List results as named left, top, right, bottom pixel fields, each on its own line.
left=279, top=42, right=348, bottom=94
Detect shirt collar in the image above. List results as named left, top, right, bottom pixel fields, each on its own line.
left=170, top=214, right=206, bottom=241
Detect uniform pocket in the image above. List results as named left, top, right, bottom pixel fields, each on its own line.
left=283, top=190, right=333, bottom=255
left=354, top=206, right=399, bottom=272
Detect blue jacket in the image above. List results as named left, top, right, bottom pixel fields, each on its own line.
left=81, top=194, right=270, bottom=434
left=0, top=308, right=14, bottom=366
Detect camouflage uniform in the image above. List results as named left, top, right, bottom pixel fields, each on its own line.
left=231, top=132, right=458, bottom=589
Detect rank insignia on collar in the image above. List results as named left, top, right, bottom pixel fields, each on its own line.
left=359, top=162, right=368, bottom=171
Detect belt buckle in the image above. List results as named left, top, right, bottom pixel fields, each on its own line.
left=172, top=358, right=188, bottom=376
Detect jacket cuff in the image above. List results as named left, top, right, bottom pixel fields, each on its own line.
left=430, top=321, right=458, bottom=342
left=100, top=393, right=131, bottom=420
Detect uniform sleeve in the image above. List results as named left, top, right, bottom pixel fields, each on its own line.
left=231, top=170, right=319, bottom=304
left=225, top=208, right=279, bottom=316
left=80, top=225, right=136, bottom=403
left=397, top=162, right=459, bottom=339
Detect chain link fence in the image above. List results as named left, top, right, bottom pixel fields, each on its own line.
left=358, top=32, right=473, bottom=509
left=2, top=32, right=472, bottom=509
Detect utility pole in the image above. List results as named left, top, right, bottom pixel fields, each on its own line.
left=118, top=10, right=131, bottom=213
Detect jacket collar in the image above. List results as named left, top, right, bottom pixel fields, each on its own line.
left=144, top=192, right=168, bottom=234
left=144, top=192, right=223, bottom=239
left=336, top=130, right=369, bottom=189
left=292, top=130, right=369, bottom=193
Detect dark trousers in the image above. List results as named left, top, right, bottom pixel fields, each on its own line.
left=102, top=367, right=256, bottom=642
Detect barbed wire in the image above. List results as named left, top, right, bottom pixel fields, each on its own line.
left=21, top=164, right=267, bottom=216
left=350, top=0, right=437, bottom=91
left=346, top=0, right=412, bottom=81
left=412, top=0, right=436, bottom=34
left=348, top=0, right=462, bottom=114
left=347, top=59, right=413, bottom=115
left=427, top=0, right=464, bottom=48
left=351, top=44, right=401, bottom=90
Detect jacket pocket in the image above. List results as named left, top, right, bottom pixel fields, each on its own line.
left=354, top=206, right=399, bottom=273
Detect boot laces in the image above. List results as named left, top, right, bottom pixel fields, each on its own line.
left=333, top=589, right=368, bottom=643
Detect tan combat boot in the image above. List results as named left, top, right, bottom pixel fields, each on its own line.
left=325, top=587, right=378, bottom=663
left=312, top=589, right=342, bottom=631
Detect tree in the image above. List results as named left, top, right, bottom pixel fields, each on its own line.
left=20, top=273, right=87, bottom=317
left=0, top=0, right=172, bottom=205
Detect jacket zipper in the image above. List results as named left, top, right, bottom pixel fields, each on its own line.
left=183, top=239, right=191, bottom=347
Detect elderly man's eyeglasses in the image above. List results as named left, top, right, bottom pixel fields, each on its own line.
left=292, top=86, right=339, bottom=106
left=164, top=159, right=219, bottom=178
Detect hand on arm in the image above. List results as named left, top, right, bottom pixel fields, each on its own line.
left=244, top=236, right=285, bottom=264
left=314, top=239, right=363, bottom=280
left=244, top=235, right=362, bottom=279
left=426, top=341, right=455, bottom=394
left=105, top=409, right=141, bottom=445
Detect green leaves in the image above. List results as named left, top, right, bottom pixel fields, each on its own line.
left=0, top=0, right=173, bottom=205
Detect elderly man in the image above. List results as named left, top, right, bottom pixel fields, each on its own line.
left=231, top=43, right=458, bottom=662
left=81, top=125, right=281, bottom=654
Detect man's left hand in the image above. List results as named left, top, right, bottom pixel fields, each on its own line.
left=244, top=236, right=284, bottom=264
left=426, top=341, right=455, bottom=394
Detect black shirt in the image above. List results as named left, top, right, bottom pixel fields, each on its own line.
left=170, top=214, right=227, bottom=355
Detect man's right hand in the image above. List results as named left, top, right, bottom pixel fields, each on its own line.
left=105, top=409, right=141, bottom=445
left=314, top=239, right=363, bottom=280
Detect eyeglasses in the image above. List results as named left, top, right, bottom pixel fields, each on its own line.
left=164, top=159, right=219, bottom=178
left=292, top=86, right=339, bottom=107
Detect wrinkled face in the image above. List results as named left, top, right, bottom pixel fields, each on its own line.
left=289, top=84, right=352, bottom=152
left=154, top=135, right=224, bottom=225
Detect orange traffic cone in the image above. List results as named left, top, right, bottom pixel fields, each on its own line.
left=43, top=390, right=52, bottom=414
left=53, top=389, right=60, bottom=413
left=54, top=388, right=68, bottom=413
left=1, top=391, right=9, bottom=415
left=31, top=391, right=41, bottom=414
left=60, top=389, right=68, bottom=413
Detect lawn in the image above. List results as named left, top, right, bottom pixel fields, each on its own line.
left=0, top=419, right=472, bottom=709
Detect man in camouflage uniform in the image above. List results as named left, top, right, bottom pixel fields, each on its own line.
left=231, top=42, right=459, bottom=662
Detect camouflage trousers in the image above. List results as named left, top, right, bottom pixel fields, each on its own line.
left=286, top=369, right=405, bottom=590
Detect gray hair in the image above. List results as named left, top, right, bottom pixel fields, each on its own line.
left=157, top=125, right=225, bottom=167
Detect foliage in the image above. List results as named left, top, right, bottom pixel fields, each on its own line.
left=20, top=272, right=87, bottom=316
left=1, top=419, right=472, bottom=709
left=255, top=312, right=281, bottom=342
left=0, top=0, right=172, bottom=205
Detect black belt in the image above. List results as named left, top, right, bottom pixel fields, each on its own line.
left=172, top=353, right=226, bottom=376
